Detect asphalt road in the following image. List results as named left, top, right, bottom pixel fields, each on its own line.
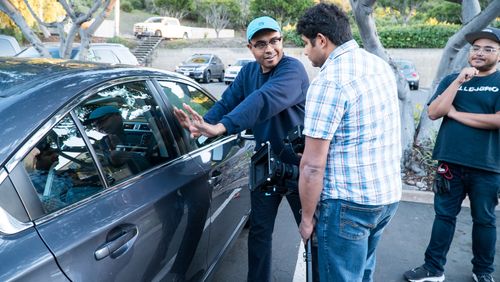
left=212, top=198, right=500, bottom=282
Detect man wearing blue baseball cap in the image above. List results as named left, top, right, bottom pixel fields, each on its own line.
left=174, top=16, right=311, bottom=282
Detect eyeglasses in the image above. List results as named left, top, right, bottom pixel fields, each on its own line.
left=251, top=37, right=282, bottom=51
left=469, top=46, right=498, bottom=54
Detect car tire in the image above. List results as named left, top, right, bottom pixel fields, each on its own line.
left=218, top=71, right=224, bottom=82
left=225, top=81, right=230, bottom=85
left=155, top=30, right=162, bottom=37
left=183, top=33, right=189, bottom=40
left=204, top=70, right=211, bottom=83
left=414, top=83, right=419, bottom=90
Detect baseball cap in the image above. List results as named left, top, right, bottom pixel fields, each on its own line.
left=246, top=16, right=281, bottom=42
left=83, top=105, right=120, bottom=125
left=465, top=27, right=500, bottom=44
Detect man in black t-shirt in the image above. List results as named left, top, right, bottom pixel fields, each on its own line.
left=404, top=27, right=500, bottom=282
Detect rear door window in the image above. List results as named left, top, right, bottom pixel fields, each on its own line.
left=22, top=116, right=105, bottom=214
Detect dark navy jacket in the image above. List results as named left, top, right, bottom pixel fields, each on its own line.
left=204, top=55, right=309, bottom=163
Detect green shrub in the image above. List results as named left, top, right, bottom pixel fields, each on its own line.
left=121, top=1, right=133, bottom=12
left=106, top=36, right=137, bottom=49
left=287, top=24, right=460, bottom=48
left=377, top=24, right=459, bottom=48
left=283, top=29, right=303, bottom=47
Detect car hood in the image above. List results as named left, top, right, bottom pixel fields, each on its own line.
left=226, top=66, right=243, bottom=72
left=178, top=64, right=207, bottom=68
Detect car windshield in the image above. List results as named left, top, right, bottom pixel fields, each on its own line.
left=145, top=17, right=162, bottom=23
left=395, top=61, right=414, bottom=71
left=186, top=55, right=210, bottom=64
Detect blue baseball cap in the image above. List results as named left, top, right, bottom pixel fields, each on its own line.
left=84, top=105, right=120, bottom=125
left=246, top=16, right=281, bottom=42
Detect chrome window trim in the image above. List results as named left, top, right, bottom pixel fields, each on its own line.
left=187, top=134, right=238, bottom=159
left=5, top=76, right=154, bottom=173
left=0, top=168, right=33, bottom=234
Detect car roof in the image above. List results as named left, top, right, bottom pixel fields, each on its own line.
left=0, top=57, right=183, bottom=166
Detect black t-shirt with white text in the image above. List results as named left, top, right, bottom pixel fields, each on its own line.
left=428, top=70, right=500, bottom=173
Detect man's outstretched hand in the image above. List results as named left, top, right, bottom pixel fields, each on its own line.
left=173, top=103, right=226, bottom=138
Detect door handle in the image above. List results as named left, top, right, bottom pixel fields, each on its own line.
left=208, top=169, right=222, bottom=185
left=95, top=225, right=138, bottom=260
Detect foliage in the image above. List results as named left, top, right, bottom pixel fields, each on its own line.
left=283, top=28, right=303, bottom=47
left=106, top=36, right=137, bottom=49
left=0, top=0, right=65, bottom=29
left=377, top=24, right=460, bottom=48
left=288, top=23, right=459, bottom=48
left=416, top=1, right=461, bottom=24
left=121, top=1, right=134, bottom=12
left=249, top=0, right=314, bottom=26
left=197, top=0, right=241, bottom=31
left=155, top=0, right=194, bottom=19
left=376, top=0, right=426, bottom=24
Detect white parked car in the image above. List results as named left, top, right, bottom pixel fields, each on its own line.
left=133, top=17, right=191, bottom=39
left=224, top=58, right=255, bottom=85
left=0, top=34, right=21, bottom=56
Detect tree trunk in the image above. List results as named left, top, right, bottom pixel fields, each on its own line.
left=349, top=0, right=415, bottom=167
left=414, top=0, right=499, bottom=145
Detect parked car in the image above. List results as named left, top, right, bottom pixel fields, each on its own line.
left=133, top=16, right=191, bottom=39
left=16, top=43, right=139, bottom=65
left=394, top=59, right=420, bottom=90
left=0, top=57, right=254, bottom=282
left=0, top=34, right=21, bottom=56
left=175, top=54, right=225, bottom=83
left=224, top=58, right=255, bottom=85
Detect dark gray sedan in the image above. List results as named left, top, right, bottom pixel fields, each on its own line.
left=0, top=58, right=253, bottom=281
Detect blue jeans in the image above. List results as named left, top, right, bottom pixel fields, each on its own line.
left=316, top=199, right=399, bottom=282
left=424, top=162, right=499, bottom=275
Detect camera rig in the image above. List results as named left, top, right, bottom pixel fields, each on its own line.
left=249, top=125, right=305, bottom=192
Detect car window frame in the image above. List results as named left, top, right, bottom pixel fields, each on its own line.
left=6, top=76, right=182, bottom=223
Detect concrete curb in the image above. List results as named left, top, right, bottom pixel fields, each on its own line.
left=402, top=184, right=500, bottom=210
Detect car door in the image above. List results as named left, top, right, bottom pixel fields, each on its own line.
left=0, top=170, right=67, bottom=281
left=9, top=79, right=209, bottom=282
left=154, top=79, right=253, bottom=276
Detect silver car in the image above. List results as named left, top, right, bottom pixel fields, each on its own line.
left=175, top=54, right=225, bottom=83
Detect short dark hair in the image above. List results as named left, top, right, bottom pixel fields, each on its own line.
left=297, top=3, right=352, bottom=46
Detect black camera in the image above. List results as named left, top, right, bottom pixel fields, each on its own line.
left=249, top=125, right=305, bottom=192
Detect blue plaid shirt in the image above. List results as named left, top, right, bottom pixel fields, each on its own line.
left=303, top=40, right=401, bottom=205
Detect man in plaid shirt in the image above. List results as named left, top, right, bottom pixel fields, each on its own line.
left=296, top=3, right=402, bottom=282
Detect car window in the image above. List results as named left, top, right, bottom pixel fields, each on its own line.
left=22, top=116, right=105, bottom=214
left=74, top=81, right=174, bottom=185
left=157, top=80, right=217, bottom=148
left=186, top=55, right=210, bottom=64
left=92, top=49, right=120, bottom=64
left=158, top=80, right=214, bottom=116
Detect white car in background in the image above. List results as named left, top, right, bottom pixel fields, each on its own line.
left=224, top=58, right=255, bottom=85
left=0, top=34, right=21, bottom=56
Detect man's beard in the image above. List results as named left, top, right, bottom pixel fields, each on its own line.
left=473, top=60, right=498, bottom=72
